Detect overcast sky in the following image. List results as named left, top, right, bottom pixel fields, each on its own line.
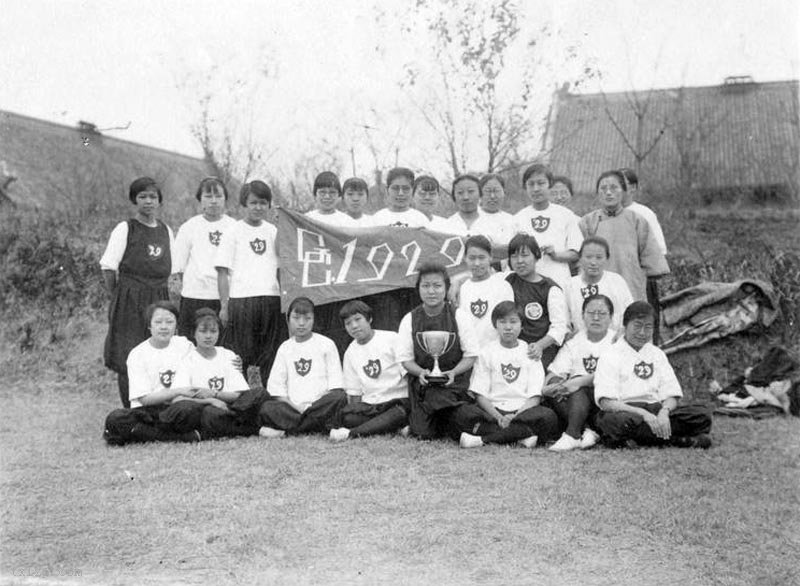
left=1, top=0, right=797, bottom=177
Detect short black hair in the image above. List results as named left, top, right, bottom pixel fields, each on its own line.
left=413, top=175, right=439, bottom=193
left=552, top=175, right=573, bottom=196
left=450, top=174, right=481, bottom=201
left=313, top=171, right=342, bottom=197
left=507, top=232, right=541, bottom=261
left=239, top=180, right=273, bottom=207
left=465, top=234, right=492, bottom=256
left=522, top=163, right=554, bottom=188
left=618, top=167, right=639, bottom=188
left=339, top=300, right=373, bottom=323
left=415, top=261, right=450, bottom=294
left=579, top=236, right=611, bottom=259
left=386, top=167, right=415, bottom=187
left=595, top=170, right=627, bottom=194
left=144, top=300, right=179, bottom=323
left=129, top=176, right=162, bottom=204
left=582, top=294, right=614, bottom=316
left=622, top=301, right=655, bottom=326
left=194, top=307, right=221, bottom=330
left=342, top=177, right=369, bottom=193
left=479, top=173, right=505, bottom=192
left=288, top=296, right=315, bottom=317
left=491, top=300, right=523, bottom=327
left=195, top=176, right=229, bottom=202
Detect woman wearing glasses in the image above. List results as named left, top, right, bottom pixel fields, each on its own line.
left=472, top=173, right=515, bottom=248
left=371, top=167, right=430, bottom=228
left=540, top=293, right=616, bottom=452
left=578, top=170, right=668, bottom=303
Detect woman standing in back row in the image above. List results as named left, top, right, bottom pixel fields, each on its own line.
left=101, top=177, right=175, bottom=408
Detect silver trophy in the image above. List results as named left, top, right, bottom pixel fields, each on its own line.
left=415, top=330, right=456, bottom=384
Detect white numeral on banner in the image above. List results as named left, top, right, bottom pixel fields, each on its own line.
left=400, top=241, right=421, bottom=276
left=358, top=243, right=394, bottom=282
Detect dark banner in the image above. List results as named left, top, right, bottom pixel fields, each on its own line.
left=276, top=208, right=504, bottom=309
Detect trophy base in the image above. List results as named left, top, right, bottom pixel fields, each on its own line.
left=424, top=374, right=449, bottom=386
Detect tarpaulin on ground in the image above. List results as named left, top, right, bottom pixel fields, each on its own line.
left=276, top=209, right=505, bottom=310
left=660, top=279, right=779, bottom=355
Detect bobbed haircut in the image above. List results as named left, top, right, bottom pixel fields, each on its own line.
left=129, top=176, right=162, bottom=204
left=450, top=174, right=481, bottom=201
left=415, top=261, right=450, bottom=294
left=413, top=174, right=439, bottom=193
left=618, top=167, right=639, bottom=188
left=595, top=170, right=627, bottom=193
left=507, top=232, right=541, bottom=261
left=144, top=300, right=179, bottom=324
left=195, top=176, right=229, bottom=202
left=287, top=296, right=315, bottom=317
left=342, top=177, right=369, bottom=193
left=239, top=180, right=273, bottom=207
left=386, top=167, right=415, bottom=187
left=339, top=300, right=373, bottom=323
left=522, top=163, right=554, bottom=188
left=582, top=294, right=614, bottom=316
left=622, top=301, right=655, bottom=326
left=313, top=171, right=342, bottom=197
left=552, top=175, right=574, bottom=196
left=491, top=300, right=524, bottom=327
left=465, top=234, right=492, bottom=256
left=579, top=236, right=611, bottom=258
left=479, top=173, right=506, bottom=192
left=194, top=307, right=222, bottom=330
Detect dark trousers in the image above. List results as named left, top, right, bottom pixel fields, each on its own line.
left=408, top=383, right=472, bottom=440
left=178, top=297, right=221, bottom=340
left=117, top=372, right=130, bottom=408
left=199, top=388, right=271, bottom=439
left=451, top=403, right=560, bottom=444
left=544, top=387, right=597, bottom=439
left=646, top=277, right=661, bottom=344
left=259, top=390, right=347, bottom=435
left=338, top=399, right=410, bottom=438
left=222, top=295, right=287, bottom=385
left=104, top=401, right=206, bottom=445
left=596, top=402, right=712, bottom=446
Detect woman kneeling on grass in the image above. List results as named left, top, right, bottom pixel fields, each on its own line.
left=104, top=301, right=216, bottom=445
left=397, top=262, right=479, bottom=440
left=542, top=294, right=615, bottom=452
left=593, top=301, right=713, bottom=449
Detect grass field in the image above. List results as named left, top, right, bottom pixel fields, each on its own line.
left=2, top=207, right=800, bottom=585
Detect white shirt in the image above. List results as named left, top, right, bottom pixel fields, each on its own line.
left=371, top=208, right=430, bottom=228
left=471, top=210, right=516, bottom=249
left=628, top=202, right=667, bottom=255
left=438, top=211, right=483, bottom=236
left=512, top=203, right=583, bottom=289
left=305, top=209, right=359, bottom=228
left=458, top=273, right=515, bottom=347
left=343, top=330, right=408, bottom=404
left=267, top=333, right=344, bottom=411
left=594, top=340, right=683, bottom=407
left=174, top=346, right=248, bottom=393
left=396, top=307, right=480, bottom=363
left=426, top=215, right=450, bottom=232
left=214, top=220, right=279, bottom=298
left=469, top=341, right=545, bottom=411
left=174, top=214, right=237, bottom=299
left=549, top=330, right=615, bottom=378
left=564, top=271, right=633, bottom=333
left=99, top=220, right=176, bottom=272
left=127, top=336, right=195, bottom=408
left=346, top=214, right=376, bottom=228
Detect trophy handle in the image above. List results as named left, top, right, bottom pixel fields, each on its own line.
left=444, top=332, right=457, bottom=355
left=415, top=332, right=426, bottom=350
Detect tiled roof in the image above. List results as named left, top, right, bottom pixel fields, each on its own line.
left=545, top=79, right=800, bottom=196
left=0, top=110, right=214, bottom=214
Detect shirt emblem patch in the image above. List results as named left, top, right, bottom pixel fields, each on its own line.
left=209, top=231, right=222, bottom=246
left=581, top=284, right=599, bottom=298
left=633, top=361, right=654, bottom=380
left=389, top=221, right=409, bottom=228
left=208, top=376, right=225, bottom=392
left=363, top=359, right=382, bottom=379
left=524, top=302, right=544, bottom=321
left=501, top=363, right=521, bottom=383
left=147, top=244, right=164, bottom=259
left=159, top=370, right=175, bottom=388
left=250, top=238, right=266, bottom=255
left=530, top=216, right=550, bottom=232
left=582, top=355, right=598, bottom=374
left=470, top=298, right=488, bottom=318
left=294, top=358, right=312, bottom=376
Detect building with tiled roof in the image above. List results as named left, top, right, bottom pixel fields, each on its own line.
left=0, top=110, right=215, bottom=218
left=542, top=77, right=799, bottom=204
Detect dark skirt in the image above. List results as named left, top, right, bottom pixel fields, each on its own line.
left=221, top=295, right=286, bottom=384
left=103, top=278, right=169, bottom=374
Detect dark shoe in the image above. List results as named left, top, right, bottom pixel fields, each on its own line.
left=671, top=434, right=712, bottom=449
left=103, top=429, right=126, bottom=446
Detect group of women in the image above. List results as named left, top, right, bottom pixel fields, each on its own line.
left=100, top=162, right=684, bottom=449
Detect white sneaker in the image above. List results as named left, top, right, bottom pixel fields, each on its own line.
left=548, top=432, right=582, bottom=452
left=459, top=432, right=484, bottom=448
left=329, top=427, right=350, bottom=442
left=398, top=425, right=411, bottom=438
left=518, top=435, right=538, bottom=449
left=580, top=428, right=600, bottom=449
left=258, top=426, right=286, bottom=439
